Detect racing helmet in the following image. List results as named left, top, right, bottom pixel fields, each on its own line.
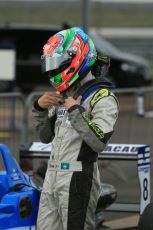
left=41, top=27, right=97, bottom=92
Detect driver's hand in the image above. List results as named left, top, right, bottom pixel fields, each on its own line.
left=38, top=92, right=64, bottom=109
left=64, top=96, right=82, bottom=111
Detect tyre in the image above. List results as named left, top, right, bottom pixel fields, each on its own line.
left=138, top=203, right=153, bottom=230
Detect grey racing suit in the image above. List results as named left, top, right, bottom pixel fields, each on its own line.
left=32, top=82, right=119, bottom=230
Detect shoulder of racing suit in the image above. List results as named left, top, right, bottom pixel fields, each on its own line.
left=90, top=88, right=118, bottom=111
left=74, top=78, right=118, bottom=110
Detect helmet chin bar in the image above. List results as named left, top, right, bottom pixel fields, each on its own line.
left=55, top=73, right=79, bottom=93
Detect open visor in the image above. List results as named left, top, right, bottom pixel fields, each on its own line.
left=41, top=53, right=72, bottom=73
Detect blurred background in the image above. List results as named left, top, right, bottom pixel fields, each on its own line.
left=1, top=0, right=153, bottom=92
left=0, top=0, right=153, bottom=227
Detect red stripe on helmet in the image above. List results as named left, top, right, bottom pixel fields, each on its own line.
left=43, top=35, right=61, bottom=55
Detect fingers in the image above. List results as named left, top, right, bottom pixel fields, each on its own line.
left=38, top=92, right=64, bottom=108
left=45, top=93, right=64, bottom=105
left=64, top=95, right=82, bottom=110
left=38, top=92, right=82, bottom=110
left=76, top=96, right=82, bottom=104
left=44, top=92, right=63, bottom=100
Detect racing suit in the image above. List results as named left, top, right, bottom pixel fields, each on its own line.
left=32, top=77, right=119, bottom=230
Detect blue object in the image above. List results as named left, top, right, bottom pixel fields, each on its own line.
left=0, top=144, right=40, bottom=230
left=81, top=82, right=114, bottom=105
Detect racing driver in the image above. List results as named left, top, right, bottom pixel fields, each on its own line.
left=32, top=27, right=119, bottom=230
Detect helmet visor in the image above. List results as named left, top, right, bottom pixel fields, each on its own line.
left=41, top=53, right=72, bottom=73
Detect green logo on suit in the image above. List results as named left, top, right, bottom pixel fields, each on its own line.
left=61, top=162, right=70, bottom=170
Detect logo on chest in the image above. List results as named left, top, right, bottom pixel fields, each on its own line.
left=57, top=106, right=66, bottom=119
left=57, top=105, right=71, bottom=125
